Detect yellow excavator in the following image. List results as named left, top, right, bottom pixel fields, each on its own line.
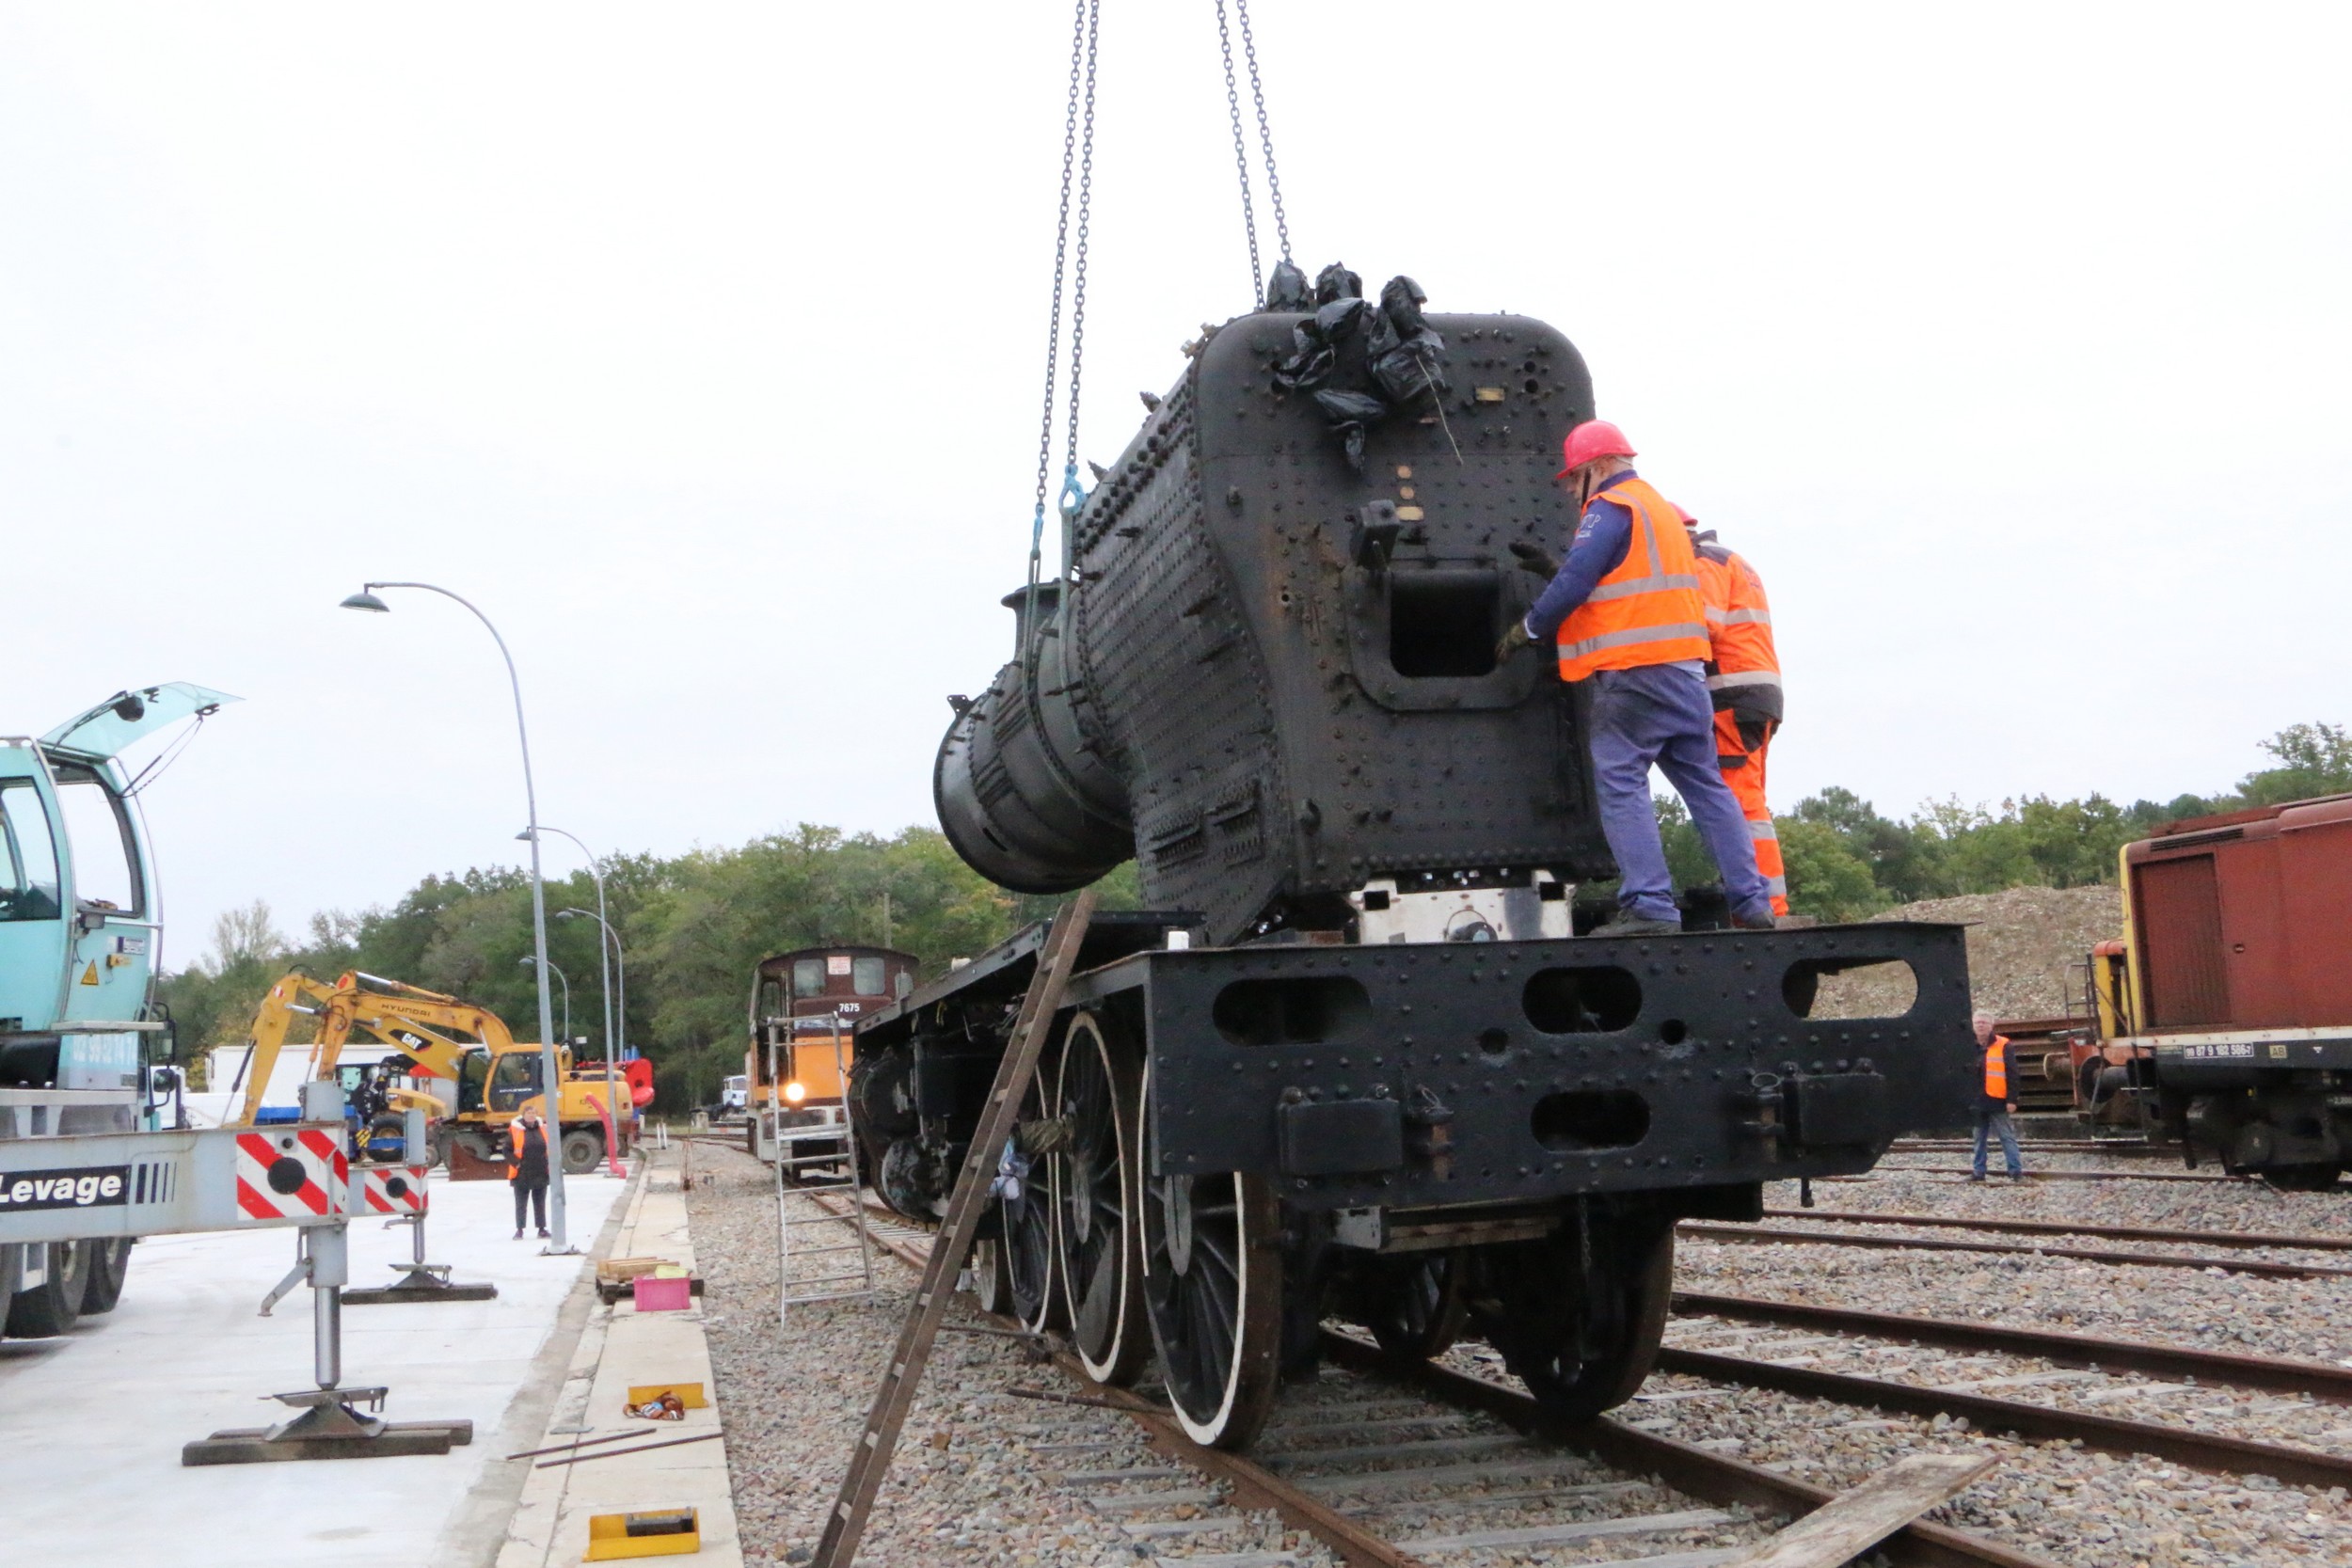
left=229, top=971, right=623, bottom=1173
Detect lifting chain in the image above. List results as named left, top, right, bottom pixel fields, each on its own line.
left=1028, top=0, right=1104, bottom=626
left=1216, top=0, right=1291, bottom=304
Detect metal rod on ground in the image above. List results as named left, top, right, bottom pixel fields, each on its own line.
left=533, top=1431, right=723, bottom=1469
left=812, top=890, right=1097, bottom=1568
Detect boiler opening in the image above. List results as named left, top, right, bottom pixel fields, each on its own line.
left=1390, top=571, right=1501, bottom=679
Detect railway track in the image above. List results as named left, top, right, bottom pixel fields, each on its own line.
left=1889, top=1140, right=2173, bottom=1158
left=1837, top=1164, right=2249, bottom=1185
left=787, top=1181, right=2058, bottom=1568
left=1677, top=1220, right=2352, bottom=1280
left=1757, top=1206, right=2352, bottom=1254
left=1672, top=1291, right=2352, bottom=1403
left=771, top=1171, right=2352, bottom=1562
left=1657, top=1314, right=2352, bottom=1492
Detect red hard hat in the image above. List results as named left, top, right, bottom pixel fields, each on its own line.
left=1556, top=419, right=1636, bottom=478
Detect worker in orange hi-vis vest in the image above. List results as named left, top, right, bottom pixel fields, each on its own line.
left=1679, top=509, right=1787, bottom=917
left=1970, top=1013, right=2024, bottom=1181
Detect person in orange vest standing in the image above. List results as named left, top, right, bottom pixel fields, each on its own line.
left=509, top=1109, right=552, bottom=1239
left=1497, top=420, right=1774, bottom=937
left=1682, top=509, right=1788, bottom=917
left=1970, top=1013, right=2024, bottom=1181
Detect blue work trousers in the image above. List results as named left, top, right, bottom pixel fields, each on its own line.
left=1973, top=1104, right=2023, bottom=1178
left=1586, top=663, right=1772, bottom=924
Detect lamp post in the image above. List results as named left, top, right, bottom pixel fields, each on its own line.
left=518, top=955, right=571, bottom=1043
left=555, top=907, right=627, bottom=1070
left=340, top=581, right=572, bottom=1254
left=528, top=825, right=624, bottom=1175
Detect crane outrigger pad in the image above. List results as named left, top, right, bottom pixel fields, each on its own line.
left=342, top=1268, right=499, bottom=1306
left=183, top=1386, right=473, bottom=1465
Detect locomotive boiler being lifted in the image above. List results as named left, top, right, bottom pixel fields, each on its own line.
left=855, top=268, right=1976, bottom=1449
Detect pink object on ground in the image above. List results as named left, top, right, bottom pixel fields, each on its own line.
left=632, top=1275, right=692, bottom=1312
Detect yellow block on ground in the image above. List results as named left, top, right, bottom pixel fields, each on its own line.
left=584, top=1508, right=701, bottom=1560
left=625, top=1384, right=707, bottom=1409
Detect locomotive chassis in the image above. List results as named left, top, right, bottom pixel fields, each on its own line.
left=851, top=908, right=1972, bottom=1445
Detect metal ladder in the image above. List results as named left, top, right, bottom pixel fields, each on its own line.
left=774, top=1023, right=876, bottom=1319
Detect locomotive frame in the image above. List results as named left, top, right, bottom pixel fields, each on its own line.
left=889, top=280, right=1976, bottom=1448
left=853, top=908, right=1972, bottom=1446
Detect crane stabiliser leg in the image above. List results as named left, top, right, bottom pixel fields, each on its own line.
left=344, top=1114, right=498, bottom=1305
left=184, top=1219, right=475, bottom=1464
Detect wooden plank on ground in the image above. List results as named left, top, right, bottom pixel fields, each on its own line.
left=1717, top=1454, right=1991, bottom=1568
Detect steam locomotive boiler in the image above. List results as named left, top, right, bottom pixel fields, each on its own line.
left=853, top=268, right=1976, bottom=1449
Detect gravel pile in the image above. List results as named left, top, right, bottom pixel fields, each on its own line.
left=1815, top=884, right=2122, bottom=1019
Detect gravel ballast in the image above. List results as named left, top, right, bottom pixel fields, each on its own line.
left=683, top=1134, right=2352, bottom=1566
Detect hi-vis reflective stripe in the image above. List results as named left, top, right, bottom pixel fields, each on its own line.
left=1708, top=670, right=1783, bottom=690
left=1561, top=622, right=1711, bottom=660
left=1764, top=875, right=1788, bottom=896
left=1704, top=606, right=1773, bottom=626
left=1588, top=572, right=1701, bottom=604
left=1748, top=818, right=1779, bottom=841
left=358, top=1164, right=429, bottom=1215
left=232, top=1130, right=347, bottom=1222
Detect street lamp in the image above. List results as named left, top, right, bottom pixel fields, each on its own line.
left=527, top=825, right=625, bottom=1175
left=340, top=580, right=573, bottom=1254
left=555, top=906, right=627, bottom=1077
left=518, top=955, right=570, bottom=1042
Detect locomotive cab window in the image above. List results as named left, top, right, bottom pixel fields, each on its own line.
left=852, top=956, right=886, bottom=995
left=791, top=958, right=825, bottom=998
left=1389, top=569, right=1501, bottom=679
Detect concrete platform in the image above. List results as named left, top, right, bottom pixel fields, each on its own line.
left=0, top=1166, right=631, bottom=1566
left=497, top=1148, right=742, bottom=1567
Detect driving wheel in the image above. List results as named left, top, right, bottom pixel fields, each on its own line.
left=1138, top=1067, right=1281, bottom=1449
left=1053, top=1010, right=1149, bottom=1385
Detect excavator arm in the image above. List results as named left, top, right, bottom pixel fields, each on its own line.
left=230, top=970, right=524, bottom=1125
left=228, top=973, right=343, bottom=1127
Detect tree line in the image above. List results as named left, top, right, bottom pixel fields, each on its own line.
left=161, top=722, right=2348, bottom=1109
left=1662, top=721, right=2352, bottom=920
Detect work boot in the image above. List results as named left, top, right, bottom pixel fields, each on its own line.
left=1732, top=905, right=1777, bottom=931
left=1589, top=912, right=1682, bottom=938
left=538, top=1227, right=551, bottom=1239
left=1966, top=1173, right=1986, bottom=1183
left=513, top=1228, right=524, bottom=1240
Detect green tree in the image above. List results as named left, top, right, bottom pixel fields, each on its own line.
left=2239, top=721, right=2352, bottom=806
left=1774, top=817, right=1885, bottom=922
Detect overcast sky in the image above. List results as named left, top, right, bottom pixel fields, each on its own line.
left=4, top=3, right=2346, bottom=971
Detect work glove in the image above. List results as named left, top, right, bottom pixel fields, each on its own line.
left=1508, top=540, right=1561, bottom=579
left=1494, top=621, right=1535, bottom=663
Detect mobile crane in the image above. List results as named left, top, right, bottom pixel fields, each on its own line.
left=230, top=970, right=625, bottom=1173
left=0, top=683, right=236, bottom=1338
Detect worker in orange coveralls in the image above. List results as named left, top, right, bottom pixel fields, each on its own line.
left=1680, top=509, right=1788, bottom=917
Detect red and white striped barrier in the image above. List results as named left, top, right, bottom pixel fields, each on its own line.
left=355, top=1164, right=429, bottom=1215
left=233, top=1130, right=346, bottom=1222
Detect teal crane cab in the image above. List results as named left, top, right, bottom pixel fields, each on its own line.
left=0, top=684, right=236, bottom=1132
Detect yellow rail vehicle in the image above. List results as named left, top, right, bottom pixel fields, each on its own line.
left=746, top=946, right=915, bottom=1161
